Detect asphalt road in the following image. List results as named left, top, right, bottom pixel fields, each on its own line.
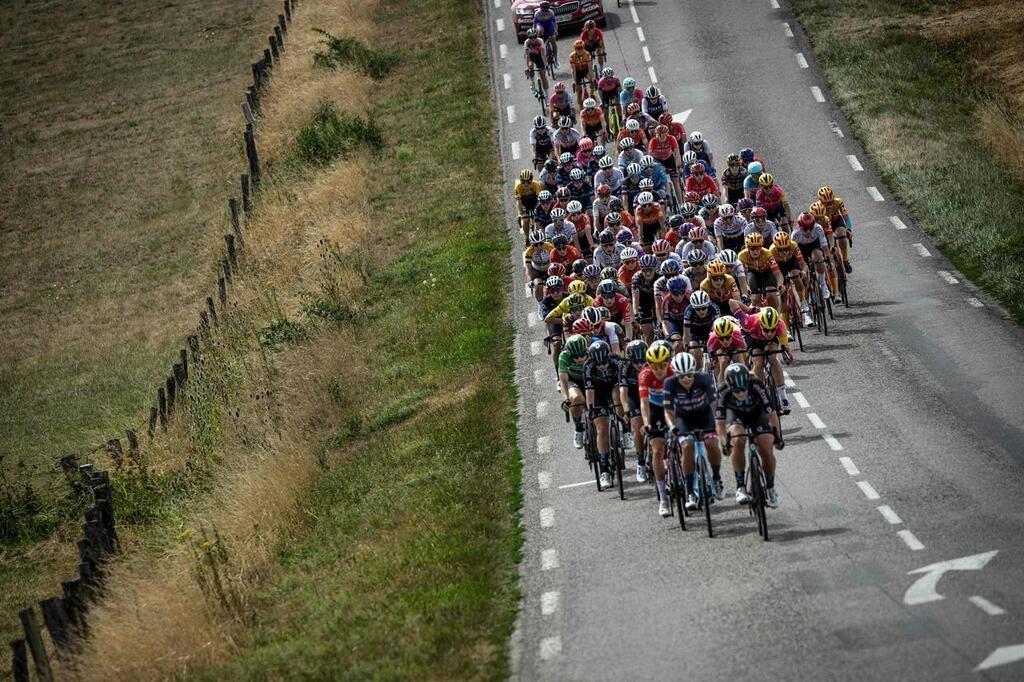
left=483, top=1, right=1024, bottom=679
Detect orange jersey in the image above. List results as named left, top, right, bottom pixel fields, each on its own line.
left=700, top=274, right=740, bottom=305
left=569, top=50, right=592, bottom=73
left=768, top=244, right=805, bottom=267
left=738, top=248, right=780, bottom=273
left=635, top=204, right=664, bottom=226
left=580, top=107, right=604, bottom=127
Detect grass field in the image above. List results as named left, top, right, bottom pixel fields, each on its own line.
left=790, top=0, right=1024, bottom=322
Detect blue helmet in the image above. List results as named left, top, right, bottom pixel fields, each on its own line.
left=660, top=259, right=680, bottom=277
left=740, top=148, right=755, bottom=164
left=598, top=278, right=617, bottom=296
left=667, top=275, right=688, bottom=295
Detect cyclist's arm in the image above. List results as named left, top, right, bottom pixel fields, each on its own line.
left=585, top=387, right=595, bottom=411
left=640, top=395, right=652, bottom=428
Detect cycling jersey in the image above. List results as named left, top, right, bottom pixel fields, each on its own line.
left=619, top=88, right=642, bottom=111
left=568, top=49, right=592, bottom=74
left=594, top=292, right=631, bottom=322
left=677, top=240, right=718, bottom=262
left=653, top=271, right=688, bottom=299
left=635, top=204, right=663, bottom=227
left=768, top=244, right=805, bottom=269
left=714, top=215, right=748, bottom=240
left=755, top=185, right=787, bottom=210
left=593, top=243, right=624, bottom=269
left=549, top=91, right=573, bottom=114
left=544, top=219, right=577, bottom=242
left=683, top=302, right=721, bottom=341
left=744, top=221, right=778, bottom=245
left=549, top=244, right=582, bottom=265
left=684, top=173, right=719, bottom=196
left=737, top=248, right=780, bottom=274
left=584, top=357, right=622, bottom=399
left=715, top=379, right=774, bottom=427
left=683, top=140, right=713, bottom=167
left=661, top=292, right=689, bottom=321
left=597, top=75, right=620, bottom=93
left=647, top=134, right=678, bottom=162
left=540, top=293, right=565, bottom=319
left=580, top=107, right=603, bottom=129
left=594, top=167, right=624, bottom=194
left=533, top=9, right=557, bottom=37
left=618, top=262, right=639, bottom=287
left=638, top=366, right=675, bottom=408
left=707, top=330, right=747, bottom=355
left=545, top=294, right=595, bottom=323
left=557, top=350, right=586, bottom=384
left=524, top=243, right=554, bottom=272
left=554, top=127, right=582, bottom=151
left=791, top=223, right=829, bottom=249
left=515, top=179, right=542, bottom=204
left=524, top=36, right=545, bottom=56
left=642, top=95, right=668, bottom=119
left=721, top=165, right=747, bottom=191
left=580, top=27, right=604, bottom=48
left=631, top=270, right=658, bottom=313
left=735, top=308, right=789, bottom=346
left=701, top=274, right=739, bottom=305
left=663, top=372, right=717, bottom=416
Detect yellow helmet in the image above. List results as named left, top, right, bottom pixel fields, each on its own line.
left=817, top=186, right=835, bottom=203
left=567, top=279, right=587, bottom=294
left=574, top=39, right=585, bottom=49
left=810, top=201, right=828, bottom=219
left=773, top=231, right=792, bottom=249
left=745, top=232, right=764, bottom=249
left=759, top=306, right=780, bottom=331
left=758, top=172, right=774, bottom=188
left=713, top=317, right=737, bottom=337
left=519, top=169, right=533, bottom=182
left=707, top=260, right=727, bottom=277
left=566, top=293, right=587, bottom=310
left=645, top=340, right=672, bottom=365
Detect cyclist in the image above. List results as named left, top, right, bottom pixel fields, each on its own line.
left=682, top=289, right=720, bottom=371
left=631, top=254, right=660, bottom=343
left=647, top=124, right=683, bottom=200
left=593, top=229, right=624, bottom=269
left=549, top=232, right=582, bottom=267
left=619, top=339, right=648, bottom=478
left=736, top=197, right=755, bottom=222
left=715, top=363, right=781, bottom=508
left=754, top=172, right=792, bottom=230
left=817, top=186, right=853, bottom=274
left=584, top=305, right=624, bottom=355
left=641, top=85, right=668, bottom=120
left=514, top=169, right=542, bottom=235
left=579, top=98, right=605, bottom=143
left=554, top=116, right=582, bottom=157
left=558, top=334, right=589, bottom=448
left=769, top=231, right=813, bottom=327
left=659, top=112, right=686, bottom=146
left=718, top=248, right=750, bottom=297
left=617, top=117, right=648, bottom=152
left=714, top=203, right=748, bottom=253
left=720, top=153, right=747, bottom=205
left=729, top=302, right=793, bottom=413
left=738, top=232, right=783, bottom=310
left=677, top=225, right=718, bottom=263
left=619, top=77, right=643, bottom=116
left=532, top=2, right=559, bottom=68
left=638, top=341, right=674, bottom=515
left=568, top=40, right=593, bottom=110
left=544, top=206, right=578, bottom=250
left=530, top=116, right=556, bottom=170
left=549, top=85, right=574, bottom=127
left=523, top=29, right=549, bottom=93
left=701, top=259, right=741, bottom=310
left=707, top=316, right=747, bottom=384
left=664, top=351, right=725, bottom=510
left=566, top=200, right=593, bottom=255
left=617, top=247, right=641, bottom=290
left=659, top=275, right=690, bottom=352
left=742, top=161, right=763, bottom=200
left=684, top=249, right=709, bottom=291
left=744, top=206, right=778, bottom=247
left=566, top=170, right=594, bottom=210
left=534, top=189, right=555, bottom=227
left=585, top=340, right=624, bottom=488
left=793, top=209, right=835, bottom=306
left=683, top=131, right=715, bottom=175
left=634, top=191, right=666, bottom=246
left=684, top=161, right=719, bottom=198
left=596, top=67, right=622, bottom=127
left=579, top=20, right=605, bottom=71
left=591, top=183, right=613, bottom=226
left=594, top=156, right=624, bottom=196
left=594, top=278, right=631, bottom=333
left=698, top=193, right=721, bottom=227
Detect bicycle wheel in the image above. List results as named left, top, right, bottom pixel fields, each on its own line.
left=840, top=267, right=850, bottom=308
left=748, top=448, right=769, bottom=541
left=697, top=448, right=714, bottom=538
left=587, top=423, right=602, bottom=491
left=668, top=446, right=686, bottom=530
left=614, top=420, right=626, bottom=500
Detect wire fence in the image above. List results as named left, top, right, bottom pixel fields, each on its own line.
left=8, top=2, right=299, bottom=678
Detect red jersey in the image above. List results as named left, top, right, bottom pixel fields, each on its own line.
left=661, top=292, right=689, bottom=320
left=580, top=28, right=603, bottom=48
left=685, top=173, right=719, bottom=196
left=647, top=134, right=679, bottom=162
left=550, top=245, right=582, bottom=265
left=707, top=330, right=746, bottom=354
left=594, top=292, right=631, bottom=322
left=618, top=262, right=639, bottom=287
left=638, top=366, right=675, bottom=407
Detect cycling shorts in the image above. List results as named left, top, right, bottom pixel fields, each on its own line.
left=721, top=408, right=772, bottom=434
left=528, top=52, right=545, bottom=69
left=721, top=234, right=746, bottom=253
left=664, top=319, right=684, bottom=338
left=573, top=68, right=590, bottom=86
left=775, top=257, right=802, bottom=274
left=765, top=204, right=786, bottom=223
left=625, top=388, right=642, bottom=419
left=600, top=89, right=618, bottom=107
left=647, top=410, right=669, bottom=438
left=798, top=241, right=822, bottom=263
left=584, top=122, right=604, bottom=139
left=726, top=186, right=744, bottom=205
left=747, top=268, right=777, bottom=294
left=673, top=409, right=716, bottom=437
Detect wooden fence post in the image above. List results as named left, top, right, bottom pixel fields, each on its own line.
left=187, top=335, right=200, bottom=363
left=241, top=174, right=251, bottom=216
left=244, top=126, right=261, bottom=189
left=263, top=49, right=273, bottom=73
left=278, top=14, right=287, bottom=37
left=105, top=438, right=124, bottom=468
left=61, top=579, right=85, bottom=632
left=245, top=85, right=260, bottom=116
left=222, top=258, right=232, bottom=284
left=165, top=374, right=176, bottom=415
left=10, top=639, right=29, bottom=682
left=251, top=62, right=262, bottom=91
left=225, top=234, right=238, bottom=270
left=228, top=197, right=243, bottom=244
left=126, top=429, right=139, bottom=458
left=274, top=25, right=285, bottom=50
left=199, top=310, right=211, bottom=338
left=39, top=598, right=72, bottom=652
left=217, top=277, right=227, bottom=307
left=269, top=36, right=280, bottom=63
left=19, top=609, right=52, bottom=682
left=157, top=388, right=167, bottom=428
left=242, top=101, right=254, bottom=127
left=148, top=406, right=158, bottom=438
left=179, top=348, right=189, bottom=381
left=206, top=297, right=219, bottom=327
left=284, top=0, right=291, bottom=22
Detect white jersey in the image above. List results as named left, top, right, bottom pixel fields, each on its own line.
left=791, top=223, right=828, bottom=249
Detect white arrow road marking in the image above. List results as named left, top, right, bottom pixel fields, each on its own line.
left=969, top=595, right=1005, bottom=616
left=903, top=550, right=999, bottom=605
left=673, top=109, right=692, bottom=123
left=976, top=644, right=1024, bottom=671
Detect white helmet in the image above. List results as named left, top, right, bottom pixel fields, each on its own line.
left=626, top=119, right=641, bottom=132
left=550, top=207, right=567, bottom=219
left=689, top=290, right=711, bottom=308
left=671, top=352, right=697, bottom=375
left=598, top=156, right=614, bottom=169
left=569, top=168, right=584, bottom=181
left=719, top=249, right=738, bottom=265
left=566, top=200, right=583, bottom=213
left=583, top=97, right=597, bottom=108
left=689, top=131, right=704, bottom=144
left=621, top=247, right=638, bottom=260
left=637, top=191, right=654, bottom=206
left=626, top=163, right=642, bottom=176
left=718, top=203, right=735, bottom=217
left=682, top=150, right=697, bottom=164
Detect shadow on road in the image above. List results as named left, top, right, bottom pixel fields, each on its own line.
left=770, top=525, right=850, bottom=542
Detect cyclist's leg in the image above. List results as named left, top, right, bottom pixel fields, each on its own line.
left=726, top=422, right=747, bottom=490
left=651, top=434, right=667, bottom=500
left=750, top=347, right=767, bottom=381
left=595, top=412, right=611, bottom=472
left=568, top=385, right=585, bottom=430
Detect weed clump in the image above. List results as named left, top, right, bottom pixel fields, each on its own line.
left=296, top=100, right=383, bottom=166
left=312, top=28, right=399, bottom=79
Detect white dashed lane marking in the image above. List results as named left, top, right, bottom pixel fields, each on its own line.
left=969, top=596, right=1006, bottom=616
left=496, top=17, right=504, bottom=31
left=534, top=368, right=546, bottom=385
left=877, top=504, right=903, bottom=525
left=968, top=297, right=985, bottom=308
left=856, top=480, right=880, bottom=500
left=531, top=340, right=543, bottom=355
left=538, top=471, right=552, bottom=489
left=642, top=46, right=651, bottom=63
left=541, top=591, right=560, bottom=616
left=536, top=401, right=549, bottom=418
left=867, top=186, right=884, bottom=201
left=938, top=270, right=959, bottom=285
left=770, top=0, right=780, bottom=7
left=537, top=436, right=551, bottom=455
left=499, top=43, right=508, bottom=59
left=511, top=141, right=521, bottom=160
left=503, top=73, right=512, bottom=89
left=811, top=86, right=825, bottom=103
left=912, top=243, right=932, bottom=258
left=541, top=548, right=560, bottom=570
left=540, top=507, right=555, bottom=527
left=636, top=26, right=645, bottom=42
left=648, top=66, right=658, bottom=84
left=539, top=636, right=562, bottom=659
left=898, top=529, right=925, bottom=551
left=823, top=434, right=843, bottom=451
left=629, top=0, right=640, bottom=23
left=527, top=311, right=538, bottom=327
left=807, top=412, right=826, bottom=429
left=783, top=22, right=794, bottom=37
left=890, top=216, right=908, bottom=230
left=847, top=155, right=863, bottom=171
left=792, top=391, right=810, bottom=409
left=507, top=105, right=516, bottom=123
left=796, top=52, right=808, bottom=68
left=839, top=457, right=860, bottom=476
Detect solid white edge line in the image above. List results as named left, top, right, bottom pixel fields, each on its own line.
left=648, top=66, right=658, bottom=84
left=557, top=479, right=592, bottom=489
left=783, top=22, right=794, bottom=38
left=912, top=243, right=932, bottom=258
left=856, top=480, right=880, bottom=500
left=897, top=529, right=925, bottom=551
left=541, top=591, right=560, bottom=616
left=511, top=141, right=521, bottom=160
left=807, top=412, right=826, bottom=429
left=938, top=270, right=959, bottom=285
left=867, top=186, right=884, bottom=201
left=540, top=507, right=555, bottom=527
left=539, top=636, right=562, bottom=659
left=890, top=215, right=908, bottom=230
left=847, top=154, right=864, bottom=171
left=967, top=297, right=985, bottom=308
left=969, top=595, right=1006, bottom=616
left=877, top=504, right=902, bottom=524
left=823, top=434, right=843, bottom=451
left=538, top=471, right=552, bottom=489
left=540, top=548, right=559, bottom=570
left=792, top=391, right=810, bottom=409
left=811, top=86, right=825, bottom=103
left=537, top=435, right=551, bottom=454
left=796, top=52, right=808, bottom=68
left=839, top=456, right=859, bottom=476
left=642, top=46, right=651, bottom=63
left=499, top=43, right=508, bottom=59
left=636, top=26, right=645, bottom=42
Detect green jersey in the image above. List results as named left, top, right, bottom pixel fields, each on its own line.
left=557, top=350, right=586, bottom=383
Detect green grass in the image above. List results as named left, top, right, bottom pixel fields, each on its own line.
left=791, top=0, right=1024, bottom=323
left=192, top=0, right=521, bottom=678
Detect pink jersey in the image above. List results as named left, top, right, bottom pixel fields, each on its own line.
left=756, top=185, right=786, bottom=210
left=707, top=330, right=746, bottom=353
left=735, top=309, right=788, bottom=344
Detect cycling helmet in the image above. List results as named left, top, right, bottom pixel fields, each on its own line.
left=539, top=1, right=551, bottom=9
left=538, top=190, right=553, bottom=202
left=638, top=254, right=659, bottom=270
left=616, top=229, right=634, bottom=245
left=598, top=229, right=615, bottom=245
left=571, top=259, right=588, bottom=275
left=719, top=249, right=738, bottom=266
left=687, top=250, right=708, bottom=266
left=638, top=178, right=655, bottom=191
left=619, top=137, right=635, bottom=151
left=566, top=293, right=587, bottom=310
left=682, top=151, right=697, bottom=165
left=725, top=363, right=750, bottom=391
left=606, top=211, right=622, bottom=225
left=600, top=266, right=618, bottom=281
left=747, top=161, right=763, bottom=176
left=689, top=290, right=711, bottom=308
left=758, top=173, right=774, bottom=187
left=718, top=203, right=735, bottom=217
left=680, top=202, right=698, bottom=219
left=554, top=81, right=566, bottom=92
left=810, top=202, right=828, bottom=219
left=688, top=131, right=704, bottom=144
left=797, top=212, right=816, bottom=229
left=598, top=278, right=617, bottom=296
left=818, top=186, right=835, bottom=203
left=584, top=19, right=596, bottom=29
left=671, top=352, right=697, bottom=376
left=567, top=279, right=587, bottom=294
left=773, top=231, right=793, bottom=248
left=713, top=317, right=737, bottom=338
left=759, top=307, right=780, bottom=330
left=566, top=200, right=582, bottom=214
left=623, top=77, right=637, bottom=89
left=609, top=197, right=623, bottom=211
left=655, top=124, right=668, bottom=135
left=545, top=275, right=564, bottom=289
left=700, top=193, right=719, bottom=208
left=640, top=155, right=655, bottom=169
left=558, top=116, right=573, bottom=129
left=626, top=339, right=649, bottom=364
left=527, top=28, right=537, bottom=38
left=602, top=67, right=614, bottom=78
left=544, top=159, right=558, bottom=172
left=569, top=168, right=584, bottom=181
left=533, top=115, right=546, bottom=128
left=646, top=85, right=660, bottom=98
left=660, top=258, right=680, bottom=276
left=749, top=206, right=767, bottom=220
left=626, top=105, right=641, bottom=118
left=595, top=184, right=610, bottom=198
left=520, top=169, right=534, bottom=182
left=668, top=214, right=685, bottom=229
left=707, top=260, right=727, bottom=277
left=598, top=156, right=614, bottom=169
left=626, top=118, right=641, bottom=132
left=582, top=306, right=603, bottom=325
left=684, top=191, right=700, bottom=204
left=565, top=334, right=588, bottom=357
left=573, top=317, right=594, bottom=334
left=736, top=197, right=754, bottom=211
left=689, top=225, right=708, bottom=240
left=745, top=232, right=765, bottom=249
left=592, top=145, right=606, bottom=158
left=579, top=137, right=594, bottom=151
left=555, top=186, right=571, bottom=199
left=646, top=340, right=672, bottom=364
left=621, top=246, right=639, bottom=260
left=550, top=207, right=567, bottom=219
left=547, top=262, right=566, bottom=277
left=529, top=229, right=545, bottom=245
left=637, top=191, right=654, bottom=206
left=652, top=239, right=672, bottom=255
left=726, top=153, right=740, bottom=165
left=559, top=152, right=573, bottom=164
left=667, top=275, right=688, bottom=295
left=660, top=112, right=674, bottom=124
left=740, top=148, right=756, bottom=164
left=626, top=162, right=642, bottom=176
left=573, top=39, right=585, bottom=49
left=690, top=163, right=704, bottom=174
left=583, top=264, right=601, bottom=279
